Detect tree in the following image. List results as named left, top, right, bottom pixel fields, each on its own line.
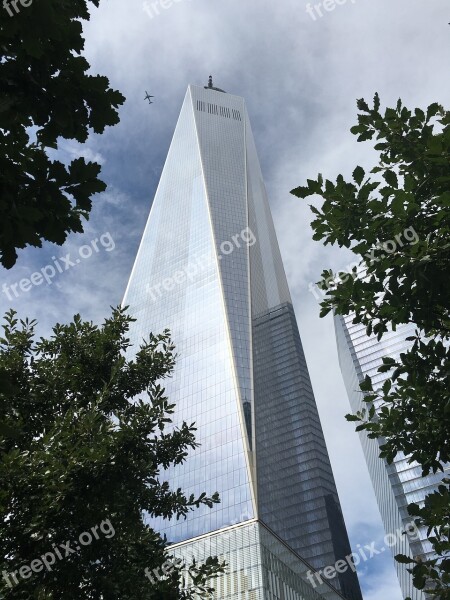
left=291, top=95, right=450, bottom=597
left=0, top=0, right=125, bottom=269
left=0, top=307, right=224, bottom=599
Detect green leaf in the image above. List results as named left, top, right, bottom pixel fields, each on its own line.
left=426, top=102, right=441, bottom=119
left=357, top=98, right=370, bottom=112
left=395, top=554, right=415, bottom=564
left=350, top=124, right=366, bottom=135
left=291, top=185, right=313, bottom=199
left=357, top=131, right=375, bottom=142
left=373, top=93, right=380, bottom=112
left=383, top=170, right=398, bottom=188
left=414, top=108, right=425, bottom=122
left=382, top=379, right=392, bottom=395
left=360, top=375, right=373, bottom=392
left=353, top=166, right=365, bottom=186
left=346, top=414, right=361, bottom=422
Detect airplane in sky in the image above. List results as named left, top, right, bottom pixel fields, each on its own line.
left=144, top=91, right=154, bottom=104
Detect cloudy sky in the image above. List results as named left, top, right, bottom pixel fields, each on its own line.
left=1, top=1, right=449, bottom=598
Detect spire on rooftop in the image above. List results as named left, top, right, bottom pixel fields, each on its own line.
left=204, top=75, right=226, bottom=93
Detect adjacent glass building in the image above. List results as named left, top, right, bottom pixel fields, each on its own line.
left=335, top=315, right=449, bottom=600
left=122, top=79, right=363, bottom=599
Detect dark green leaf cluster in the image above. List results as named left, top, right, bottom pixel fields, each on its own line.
left=0, top=308, right=223, bottom=598
left=0, top=0, right=125, bottom=268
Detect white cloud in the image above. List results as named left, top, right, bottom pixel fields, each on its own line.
left=362, top=574, right=404, bottom=600
left=60, top=142, right=106, bottom=166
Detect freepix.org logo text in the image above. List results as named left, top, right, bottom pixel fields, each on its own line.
left=145, top=227, right=256, bottom=302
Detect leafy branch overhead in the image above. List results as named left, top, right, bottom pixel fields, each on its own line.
left=291, top=95, right=450, bottom=597
left=0, top=0, right=125, bottom=268
left=292, top=94, right=449, bottom=339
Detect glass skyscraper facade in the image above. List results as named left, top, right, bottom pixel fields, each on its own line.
left=122, top=81, right=363, bottom=599
left=335, top=315, right=449, bottom=600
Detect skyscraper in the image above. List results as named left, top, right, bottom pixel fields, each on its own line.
left=123, top=79, right=363, bottom=600
left=334, top=315, right=449, bottom=600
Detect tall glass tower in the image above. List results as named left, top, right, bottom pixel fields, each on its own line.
left=334, top=315, right=449, bottom=600
left=123, top=80, right=363, bottom=600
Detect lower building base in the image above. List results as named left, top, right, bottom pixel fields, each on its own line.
left=170, top=520, right=347, bottom=600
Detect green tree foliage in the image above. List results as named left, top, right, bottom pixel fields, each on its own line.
left=291, top=95, right=450, bottom=597
left=0, top=308, right=223, bottom=598
left=0, top=0, right=125, bottom=269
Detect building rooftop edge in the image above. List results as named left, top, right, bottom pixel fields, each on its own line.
left=188, top=83, right=245, bottom=102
